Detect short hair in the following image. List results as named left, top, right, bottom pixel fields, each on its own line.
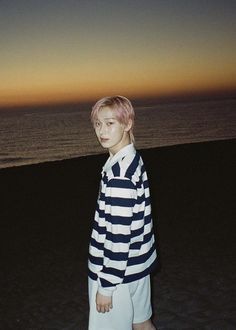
left=91, top=95, right=135, bottom=143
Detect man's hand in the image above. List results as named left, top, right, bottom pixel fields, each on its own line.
left=96, top=292, right=113, bottom=313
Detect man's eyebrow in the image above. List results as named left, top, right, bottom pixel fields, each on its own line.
left=95, top=117, right=116, bottom=122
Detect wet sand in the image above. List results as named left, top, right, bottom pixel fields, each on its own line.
left=1, top=139, right=236, bottom=329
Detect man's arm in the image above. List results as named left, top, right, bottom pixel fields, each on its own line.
left=97, top=177, right=137, bottom=297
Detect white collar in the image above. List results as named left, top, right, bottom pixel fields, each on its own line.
left=102, top=143, right=136, bottom=174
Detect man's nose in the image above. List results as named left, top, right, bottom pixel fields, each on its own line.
left=100, top=123, right=106, bottom=135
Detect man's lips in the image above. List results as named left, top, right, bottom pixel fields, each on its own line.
left=100, top=138, right=109, bottom=142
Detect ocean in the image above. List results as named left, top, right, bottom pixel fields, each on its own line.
left=0, top=98, right=235, bottom=169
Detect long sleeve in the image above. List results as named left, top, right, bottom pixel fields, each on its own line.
left=97, top=177, right=137, bottom=296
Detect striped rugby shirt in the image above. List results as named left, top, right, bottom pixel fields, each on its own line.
left=88, top=143, right=157, bottom=296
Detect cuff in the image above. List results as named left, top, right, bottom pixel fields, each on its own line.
left=97, top=286, right=115, bottom=297
left=97, top=278, right=117, bottom=297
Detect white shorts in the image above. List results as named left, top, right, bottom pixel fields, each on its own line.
left=88, top=275, right=152, bottom=330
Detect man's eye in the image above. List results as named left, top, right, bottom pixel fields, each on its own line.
left=107, top=122, right=114, bottom=126
left=95, top=122, right=100, bottom=127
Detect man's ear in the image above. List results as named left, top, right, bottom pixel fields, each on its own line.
left=124, top=119, right=132, bottom=132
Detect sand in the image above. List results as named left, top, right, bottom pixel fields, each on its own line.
left=1, top=139, right=236, bottom=329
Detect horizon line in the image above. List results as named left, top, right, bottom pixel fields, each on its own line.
left=0, top=88, right=235, bottom=111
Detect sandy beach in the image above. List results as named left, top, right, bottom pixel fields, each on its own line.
left=1, top=139, right=236, bottom=329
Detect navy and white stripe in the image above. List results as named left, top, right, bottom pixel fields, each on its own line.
left=88, top=143, right=157, bottom=296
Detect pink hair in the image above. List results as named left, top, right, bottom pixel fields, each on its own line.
left=91, top=95, right=135, bottom=143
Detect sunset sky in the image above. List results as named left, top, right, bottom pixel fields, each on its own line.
left=0, top=0, right=236, bottom=107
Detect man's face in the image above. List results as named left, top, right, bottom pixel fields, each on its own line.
left=93, top=106, right=128, bottom=155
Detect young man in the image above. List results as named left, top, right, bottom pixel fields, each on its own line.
left=88, top=96, right=157, bottom=330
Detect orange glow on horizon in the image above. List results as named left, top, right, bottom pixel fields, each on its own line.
left=1, top=40, right=236, bottom=108
left=1, top=83, right=235, bottom=109
left=1, top=39, right=236, bottom=108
